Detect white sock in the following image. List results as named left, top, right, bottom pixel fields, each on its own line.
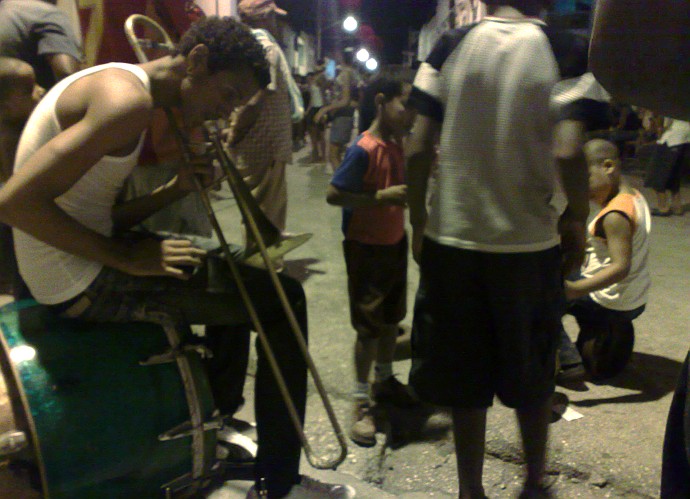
left=353, top=382, right=369, bottom=400
left=374, top=362, right=393, bottom=382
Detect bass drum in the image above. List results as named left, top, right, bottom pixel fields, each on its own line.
left=0, top=300, right=217, bottom=499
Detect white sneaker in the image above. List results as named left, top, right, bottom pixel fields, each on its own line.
left=246, top=475, right=356, bottom=498
left=216, top=425, right=257, bottom=463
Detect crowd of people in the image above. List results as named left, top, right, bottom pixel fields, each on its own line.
left=0, top=0, right=688, bottom=498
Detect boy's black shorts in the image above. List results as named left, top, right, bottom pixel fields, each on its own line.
left=343, top=236, right=407, bottom=339
left=410, top=238, right=563, bottom=409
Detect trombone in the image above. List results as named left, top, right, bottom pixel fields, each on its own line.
left=124, top=14, right=347, bottom=471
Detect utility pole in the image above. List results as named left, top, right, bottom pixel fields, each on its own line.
left=316, top=0, right=322, bottom=60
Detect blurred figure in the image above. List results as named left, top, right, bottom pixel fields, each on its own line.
left=314, top=50, right=357, bottom=173
left=305, top=67, right=328, bottom=163
left=0, top=0, right=82, bottom=90
left=0, top=58, right=44, bottom=297
left=228, top=0, right=299, bottom=238
left=644, top=118, right=690, bottom=216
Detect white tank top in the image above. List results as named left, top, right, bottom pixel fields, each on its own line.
left=13, top=63, right=149, bottom=304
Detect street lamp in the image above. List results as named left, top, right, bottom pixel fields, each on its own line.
left=356, top=48, right=369, bottom=62
left=343, top=15, right=358, bottom=32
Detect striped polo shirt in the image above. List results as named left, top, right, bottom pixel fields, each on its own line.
left=410, top=17, right=603, bottom=253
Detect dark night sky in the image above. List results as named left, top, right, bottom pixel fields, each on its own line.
left=276, top=0, right=437, bottom=64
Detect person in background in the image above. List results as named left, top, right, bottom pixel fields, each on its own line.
left=292, top=73, right=308, bottom=152
left=229, top=0, right=298, bottom=239
left=327, top=77, right=417, bottom=447
left=314, top=50, right=357, bottom=173
left=644, top=118, right=690, bottom=217
left=305, top=67, right=327, bottom=163
left=0, top=0, right=82, bottom=90
left=0, top=57, right=45, bottom=297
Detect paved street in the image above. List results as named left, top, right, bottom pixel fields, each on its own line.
left=206, top=148, right=690, bottom=499
left=1, top=146, right=689, bottom=498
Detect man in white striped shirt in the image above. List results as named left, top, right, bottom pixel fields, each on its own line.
left=406, top=1, right=596, bottom=497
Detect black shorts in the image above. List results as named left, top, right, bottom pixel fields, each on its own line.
left=410, top=238, right=563, bottom=409
left=343, top=237, right=407, bottom=339
left=306, top=106, right=323, bottom=128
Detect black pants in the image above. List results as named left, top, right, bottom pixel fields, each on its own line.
left=61, top=254, right=308, bottom=498
left=645, top=143, right=687, bottom=194
left=661, top=349, right=690, bottom=498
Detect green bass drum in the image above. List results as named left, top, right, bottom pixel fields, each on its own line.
left=0, top=300, right=217, bottom=499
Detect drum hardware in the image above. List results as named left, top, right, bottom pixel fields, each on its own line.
left=158, top=417, right=224, bottom=442
left=124, top=14, right=348, bottom=471
left=1, top=302, right=218, bottom=498
left=140, top=343, right=213, bottom=366
left=144, top=310, right=213, bottom=487
left=0, top=430, right=27, bottom=456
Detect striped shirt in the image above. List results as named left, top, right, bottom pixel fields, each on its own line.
left=410, top=17, right=595, bottom=253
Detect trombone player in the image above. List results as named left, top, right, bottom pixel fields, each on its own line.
left=0, top=16, right=354, bottom=499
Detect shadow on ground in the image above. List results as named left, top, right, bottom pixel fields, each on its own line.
left=284, top=258, right=325, bottom=283
left=570, top=351, right=682, bottom=407
left=374, top=403, right=453, bottom=450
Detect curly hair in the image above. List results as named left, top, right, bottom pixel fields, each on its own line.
left=175, top=16, right=270, bottom=87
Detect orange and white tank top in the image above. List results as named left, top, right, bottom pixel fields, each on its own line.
left=581, top=189, right=651, bottom=311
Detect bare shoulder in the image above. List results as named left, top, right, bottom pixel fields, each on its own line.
left=59, top=67, right=152, bottom=132
left=56, top=66, right=153, bottom=155
left=86, top=68, right=152, bottom=120
left=601, top=211, right=633, bottom=239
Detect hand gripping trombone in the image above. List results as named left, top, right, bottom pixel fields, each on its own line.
left=124, top=14, right=347, bottom=472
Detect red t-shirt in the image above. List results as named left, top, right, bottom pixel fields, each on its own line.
left=330, top=131, right=406, bottom=245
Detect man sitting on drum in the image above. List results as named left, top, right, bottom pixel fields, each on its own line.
left=0, top=16, right=354, bottom=499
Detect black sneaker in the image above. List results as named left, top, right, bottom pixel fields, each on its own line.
left=372, top=376, right=419, bottom=407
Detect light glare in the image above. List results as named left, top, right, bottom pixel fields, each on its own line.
left=343, top=16, right=358, bottom=32
left=10, top=345, right=36, bottom=364
left=356, top=48, right=370, bottom=62
left=365, top=58, right=378, bottom=71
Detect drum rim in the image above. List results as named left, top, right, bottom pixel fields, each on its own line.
left=0, top=300, right=49, bottom=498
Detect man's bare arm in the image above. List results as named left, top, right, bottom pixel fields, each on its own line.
left=590, top=0, right=690, bottom=121
left=326, top=184, right=407, bottom=208
left=0, top=72, right=173, bottom=276
left=554, top=119, right=589, bottom=274
left=46, top=53, right=81, bottom=82
left=405, top=115, right=439, bottom=263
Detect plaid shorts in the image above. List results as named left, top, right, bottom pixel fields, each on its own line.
left=410, top=238, right=563, bottom=409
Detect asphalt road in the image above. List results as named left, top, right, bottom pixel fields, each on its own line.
left=1, top=145, right=687, bottom=498
left=207, top=149, right=690, bottom=498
